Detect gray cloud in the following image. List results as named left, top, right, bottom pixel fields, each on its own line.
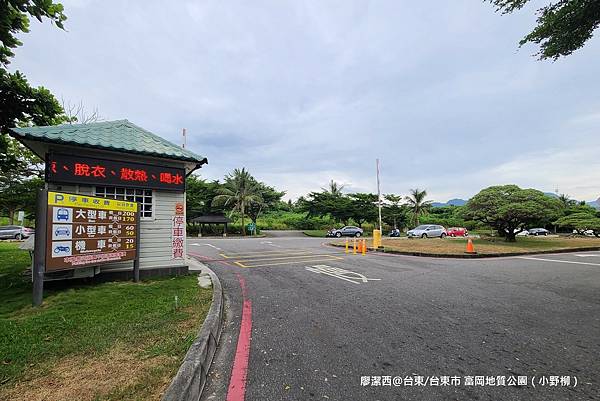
left=10, top=0, right=600, bottom=201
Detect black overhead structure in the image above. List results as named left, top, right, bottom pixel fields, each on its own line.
left=189, top=215, right=231, bottom=237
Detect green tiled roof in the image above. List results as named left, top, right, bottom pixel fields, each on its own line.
left=10, top=119, right=208, bottom=164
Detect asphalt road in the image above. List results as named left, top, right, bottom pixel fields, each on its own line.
left=189, top=236, right=600, bottom=401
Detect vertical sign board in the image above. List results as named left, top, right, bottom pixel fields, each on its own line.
left=172, top=202, right=185, bottom=259
left=46, top=191, right=139, bottom=271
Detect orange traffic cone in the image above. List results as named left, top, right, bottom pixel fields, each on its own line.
left=361, top=239, right=367, bottom=255
left=465, top=238, right=476, bottom=254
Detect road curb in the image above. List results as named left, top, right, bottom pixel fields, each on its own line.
left=328, top=242, right=600, bottom=259
left=161, top=258, right=224, bottom=401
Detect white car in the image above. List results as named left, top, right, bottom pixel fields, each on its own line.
left=515, top=229, right=529, bottom=236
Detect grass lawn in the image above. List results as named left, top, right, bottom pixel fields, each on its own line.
left=369, top=236, right=600, bottom=255
left=303, top=230, right=328, bottom=237
left=0, top=242, right=212, bottom=401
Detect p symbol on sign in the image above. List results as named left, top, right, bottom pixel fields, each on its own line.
left=54, top=194, right=64, bottom=203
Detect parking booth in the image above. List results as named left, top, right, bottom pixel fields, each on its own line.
left=9, top=119, right=207, bottom=283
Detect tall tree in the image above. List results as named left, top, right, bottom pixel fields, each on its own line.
left=299, top=191, right=353, bottom=225
left=464, top=185, right=561, bottom=241
left=405, top=188, right=432, bottom=226
left=487, top=0, right=600, bottom=60
left=554, top=212, right=600, bottom=237
left=322, top=180, right=345, bottom=196
left=1, top=1, right=68, bottom=176
left=185, top=175, right=225, bottom=220
left=1, top=0, right=67, bottom=66
left=382, top=194, right=409, bottom=230
left=347, top=193, right=378, bottom=228
left=246, top=182, right=286, bottom=233
left=211, top=168, right=262, bottom=236
left=0, top=176, right=43, bottom=224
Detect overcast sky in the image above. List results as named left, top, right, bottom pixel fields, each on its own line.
left=10, top=0, right=600, bottom=202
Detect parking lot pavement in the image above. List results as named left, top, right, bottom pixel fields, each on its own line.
left=190, top=238, right=600, bottom=401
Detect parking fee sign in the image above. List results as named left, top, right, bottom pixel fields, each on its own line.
left=172, top=215, right=185, bottom=259
left=45, top=191, right=139, bottom=271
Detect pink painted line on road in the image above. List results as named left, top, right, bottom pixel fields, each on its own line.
left=187, top=251, right=234, bottom=266
left=226, top=274, right=253, bottom=401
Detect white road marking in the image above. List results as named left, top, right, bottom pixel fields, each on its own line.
left=575, top=254, right=600, bottom=258
left=305, top=265, right=381, bottom=284
left=190, top=243, right=222, bottom=251
left=517, top=256, right=600, bottom=267
left=261, top=241, right=282, bottom=248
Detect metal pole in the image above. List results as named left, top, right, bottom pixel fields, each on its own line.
left=376, top=158, right=382, bottom=232
left=133, top=205, right=141, bottom=282
left=32, top=189, right=48, bottom=307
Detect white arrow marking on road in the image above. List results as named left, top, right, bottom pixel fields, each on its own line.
left=305, top=265, right=381, bottom=284
left=575, top=254, right=600, bottom=258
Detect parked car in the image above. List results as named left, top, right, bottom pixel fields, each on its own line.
left=0, top=225, right=34, bottom=240
left=389, top=228, right=401, bottom=237
left=528, top=228, right=550, bottom=236
left=326, top=226, right=363, bottom=238
left=407, top=225, right=447, bottom=238
left=446, top=227, right=468, bottom=237
left=515, top=229, right=529, bottom=236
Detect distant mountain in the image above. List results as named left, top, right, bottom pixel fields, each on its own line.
left=430, top=193, right=599, bottom=209
left=431, top=198, right=468, bottom=208
left=447, top=198, right=467, bottom=206
left=543, top=192, right=600, bottom=209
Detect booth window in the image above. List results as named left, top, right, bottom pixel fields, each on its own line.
left=95, top=186, right=153, bottom=219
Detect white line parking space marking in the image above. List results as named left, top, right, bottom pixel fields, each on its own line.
left=517, top=256, right=600, bottom=267
left=305, top=265, right=381, bottom=284
left=575, top=254, right=600, bottom=258
left=190, top=243, right=223, bottom=251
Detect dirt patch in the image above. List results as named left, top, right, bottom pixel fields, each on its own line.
left=0, top=346, right=174, bottom=401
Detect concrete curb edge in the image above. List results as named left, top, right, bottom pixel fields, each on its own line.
left=161, top=259, right=224, bottom=401
left=328, top=242, right=600, bottom=259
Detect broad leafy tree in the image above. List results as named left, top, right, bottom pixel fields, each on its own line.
left=347, top=193, right=378, bottom=228
left=405, top=188, right=432, bottom=226
left=299, top=191, right=353, bottom=225
left=464, top=185, right=561, bottom=241
left=211, top=168, right=263, bottom=236
left=554, top=212, right=600, bottom=237
left=0, top=176, right=43, bottom=223
left=382, top=194, right=409, bottom=230
left=487, top=0, right=600, bottom=60
left=246, top=182, right=286, bottom=233
left=1, top=1, right=68, bottom=177
left=185, top=175, right=225, bottom=219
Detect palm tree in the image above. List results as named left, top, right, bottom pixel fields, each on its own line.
left=322, top=180, right=345, bottom=196
left=558, top=193, right=576, bottom=209
left=405, top=188, right=432, bottom=226
left=211, top=168, right=262, bottom=236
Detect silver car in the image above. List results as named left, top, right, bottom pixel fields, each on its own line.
left=0, top=225, right=35, bottom=240
left=327, top=226, right=364, bottom=238
left=407, top=224, right=447, bottom=238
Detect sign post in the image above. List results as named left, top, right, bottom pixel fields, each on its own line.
left=32, top=190, right=141, bottom=303
left=32, top=189, right=48, bottom=307
left=44, top=191, right=139, bottom=271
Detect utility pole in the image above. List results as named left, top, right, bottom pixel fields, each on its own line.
left=182, top=128, right=187, bottom=149
left=376, top=158, right=382, bottom=232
